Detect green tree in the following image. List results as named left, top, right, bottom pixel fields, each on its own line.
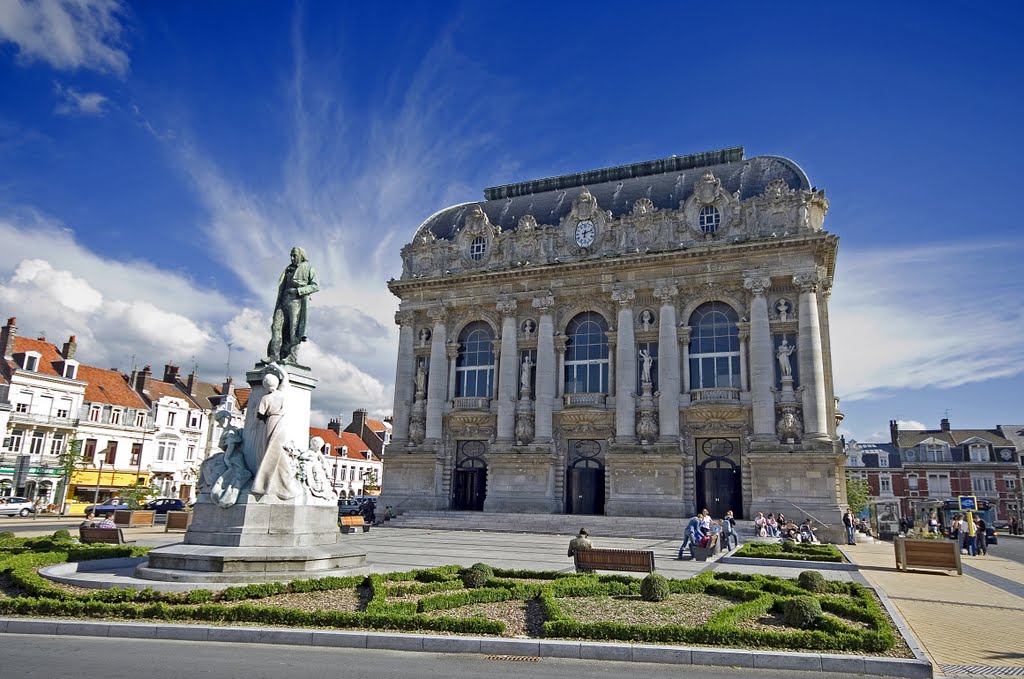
left=121, top=482, right=161, bottom=509
left=846, top=476, right=870, bottom=515
left=55, top=439, right=83, bottom=515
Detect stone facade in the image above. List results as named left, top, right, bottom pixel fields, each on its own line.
left=383, top=147, right=846, bottom=532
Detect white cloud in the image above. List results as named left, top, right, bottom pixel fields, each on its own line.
left=10, top=258, right=102, bottom=311
left=830, top=240, right=1024, bottom=401
left=0, top=0, right=129, bottom=75
left=54, top=82, right=108, bottom=115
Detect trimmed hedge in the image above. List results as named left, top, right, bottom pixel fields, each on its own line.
left=733, top=542, right=845, bottom=563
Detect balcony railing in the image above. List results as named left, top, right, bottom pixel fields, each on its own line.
left=452, top=397, right=491, bottom=411
left=690, top=388, right=741, bottom=403
left=563, top=392, right=606, bottom=408
left=9, top=412, right=79, bottom=427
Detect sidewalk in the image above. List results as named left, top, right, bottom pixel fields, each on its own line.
left=839, top=540, right=1024, bottom=674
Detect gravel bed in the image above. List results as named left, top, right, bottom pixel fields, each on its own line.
left=424, top=599, right=544, bottom=637
left=557, top=592, right=733, bottom=627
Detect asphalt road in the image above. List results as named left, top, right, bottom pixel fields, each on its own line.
left=0, top=516, right=106, bottom=535
left=0, top=635, right=841, bottom=679
left=985, top=533, right=1024, bottom=564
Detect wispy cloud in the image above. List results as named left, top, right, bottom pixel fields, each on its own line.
left=53, top=82, right=108, bottom=115
left=830, top=240, right=1024, bottom=401
left=0, top=0, right=129, bottom=76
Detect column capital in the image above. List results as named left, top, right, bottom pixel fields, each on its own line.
left=611, top=283, right=636, bottom=307
left=395, top=310, right=415, bottom=326
left=738, top=328, right=750, bottom=341
left=532, top=291, right=555, bottom=312
left=553, top=335, right=568, bottom=353
left=677, top=326, right=692, bottom=343
left=446, top=342, right=460, bottom=360
left=427, top=302, right=450, bottom=323
left=743, top=275, right=772, bottom=297
left=793, top=268, right=828, bottom=293
left=653, top=281, right=679, bottom=303
left=495, top=296, right=517, bottom=316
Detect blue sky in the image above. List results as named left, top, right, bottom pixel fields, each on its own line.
left=0, top=1, right=1021, bottom=439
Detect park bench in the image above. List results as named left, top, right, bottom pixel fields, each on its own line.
left=79, top=527, right=134, bottom=545
left=573, top=548, right=655, bottom=573
left=339, top=515, right=370, bottom=534
left=112, top=510, right=156, bottom=528
left=692, top=534, right=720, bottom=562
left=895, top=537, right=961, bottom=575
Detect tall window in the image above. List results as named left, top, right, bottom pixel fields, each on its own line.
left=455, top=321, right=495, bottom=398
left=83, top=438, right=97, bottom=463
left=130, top=443, right=142, bottom=467
left=927, top=473, right=951, bottom=496
left=688, top=302, right=740, bottom=390
left=49, top=434, right=65, bottom=456
left=29, top=432, right=46, bottom=456
left=105, top=441, right=117, bottom=466
left=188, top=412, right=201, bottom=428
left=88, top=405, right=101, bottom=422
left=186, top=445, right=196, bottom=461
left=110, top=409, right=122, bottom=425
left=879, top=474, right=892, bottom=495
left=134, top=411, right=147, bottom=428
left=564, top=312, right=610, bottom=394
left=969, top=444, right=989, bottom=462
left=166, top=411, right=176, bottom=427
left=157, top=441, right=177, bottom=461
left=907, top=474, right=919, bottom=490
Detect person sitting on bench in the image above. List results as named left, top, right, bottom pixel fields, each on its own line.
left=567, top=528, right=594, bottom=572
left=96, top=515, right=116, bottom=529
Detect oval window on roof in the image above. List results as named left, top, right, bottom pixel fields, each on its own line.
left=469, top=236, right=487, bottom=260
left=699, top=205, right=721, bottom=234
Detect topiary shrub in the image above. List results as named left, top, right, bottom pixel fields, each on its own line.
left=797, top=570, right=828, bottom=593
left=640, top=573, right=670, bottom=602
left=461, top=563, right=494, bottom=589
left=0, top=531, right=17, bottom=539
left=52, top=529, right=71, bottom=541
left=780, top=541, right=796, bottom=552
left=781, top=595, right=822, bottom=628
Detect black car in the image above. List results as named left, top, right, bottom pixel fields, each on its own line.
left=144, top=498, right=186, bottom=515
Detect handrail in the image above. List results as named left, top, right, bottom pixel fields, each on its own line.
left=764, top=497, right=833, bottom=529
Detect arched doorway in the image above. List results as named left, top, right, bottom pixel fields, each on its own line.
left=566, top=440, right=605, bottom=515
left=452, top=441, right=487, bottom=511
left=695, top=438, right=742, bottom=519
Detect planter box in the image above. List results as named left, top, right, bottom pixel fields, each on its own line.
left=165, top=510, right=194, bottom=532
left=894, top=536, right=961, bottom=575
left=112, top=509, right=156, bottom=528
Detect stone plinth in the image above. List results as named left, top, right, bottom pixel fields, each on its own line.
left=243, top=362, right=318, bottom=456
left=482, top=445, right=559, bottom=513
left=137, top=542, right=365, bottom=583
left=377, top=446, right=442, bottom=511
left=605, top=445, right=684, bottom=517
left=183, top=498, right=339, bottom=548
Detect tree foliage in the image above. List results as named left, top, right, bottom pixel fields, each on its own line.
left=846, top=476, right=870, bottom=515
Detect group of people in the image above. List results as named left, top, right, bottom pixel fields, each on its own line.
left=949, top=513, right=991, bottom=557
left=79, top=511, right=116, bottom=529
left=676, top=509, right=738, bottom=560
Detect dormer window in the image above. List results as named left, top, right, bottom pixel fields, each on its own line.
left=110, top=409, right=122, bottom=425
left=923, top=443, right=950, bottom=462
left=88, top=405, right=102, bottom=422
left=134, top=411, right=147, bottom=428
left=969, top=443, right=990, bottom=462
left=20, top=351, right=41, bottom=371
left=62, top=360, right=78, bottom=379
left=699, top=205, right=721, bottom=234
left=340, top=445, right=348, bottom=458
left=469, top=236, right=487, bottom=261
left=188, top=412, right=201, bottom=429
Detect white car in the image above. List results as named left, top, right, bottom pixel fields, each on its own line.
left=0, top=497, right=36, bottom=517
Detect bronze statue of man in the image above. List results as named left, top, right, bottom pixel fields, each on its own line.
left=267, top=246, right=319, bottom=364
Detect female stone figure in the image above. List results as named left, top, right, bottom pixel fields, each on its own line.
left=777, top=338, right=795, bottom=377
left=247, top=364, right=300, bottom=500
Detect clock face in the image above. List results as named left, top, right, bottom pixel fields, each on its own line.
left=575, top=220, right=596, bottom=247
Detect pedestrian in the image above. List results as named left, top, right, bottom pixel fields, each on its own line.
left=567, top=528, right=594, bottom=573
left=842, top=509, right=856, bottom=545
left=32, top=497, right=43, bottom=520
left=898, top=517, right=908, bottom=535
left=1010, top=516, right=1020, bottom=536
left=721, top=510, right=738, bottom=551
left=928, top=512, right=939, bottom=534
left=677, top=513, right=705, bottom=560
left=975, top=517, right=988, bottom=556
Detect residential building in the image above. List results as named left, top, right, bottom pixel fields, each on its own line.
left=310, top=422, right=384, bottom=498
left=384, top=147, right=845, bottom=524
left=0, top=318, right=84, bottom=504
left=342, top=408, right=392, bottom=459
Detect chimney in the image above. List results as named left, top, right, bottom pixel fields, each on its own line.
left=163, top=363, right=180, bottom=383
left=889, top=420, right=899, bottom=446
left=61, top=335, right=77, bottom=360
left=1, top=317, right=16, bottom=359
left=940, top=418, right=951, bottom=433
left=135, top=365, right=151, bottom=392
left=186, top=370, right=197, bottom=396
left=352, top=408, right=368, bottom=434
left=221, top=376, right=235, bottom=401
left=328, top=417, right=342, bottom=435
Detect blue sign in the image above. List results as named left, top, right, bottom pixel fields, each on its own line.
left=958, top=496, right=978, bottom=511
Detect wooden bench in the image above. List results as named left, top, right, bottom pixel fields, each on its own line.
left=339, top=515, right=370, bottom=534
left=112, top=510, right=156, bottom=528
left=79, top=527, right=134, bottom=545
left=573, top=548, right=655, bottom=573
left=895, top=537, right=961, bottom=575
left=165, top=511, right=193, bottom=532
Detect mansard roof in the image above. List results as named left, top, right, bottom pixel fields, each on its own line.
left=896, top=428, right=1013, bottom=448
left=416, top=147, right=811, bottom=240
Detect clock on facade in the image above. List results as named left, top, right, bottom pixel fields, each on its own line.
left=574, top=220, right=596, bottom=247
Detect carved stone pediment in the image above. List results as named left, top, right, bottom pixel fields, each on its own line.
left=558, top=410, right=614, bottom=437
left=446, top=411, right=496, bottom=439
left=681, top=170, right=739, bottom=238
left=462, top=204, right=498, bottom=237
left=694, top=169, right=722, bottom=206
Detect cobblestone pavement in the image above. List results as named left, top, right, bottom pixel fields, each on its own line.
left=840, top=540, right=1024, bottom=674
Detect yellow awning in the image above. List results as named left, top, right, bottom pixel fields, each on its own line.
left=69, top=469, right=152, bottom=488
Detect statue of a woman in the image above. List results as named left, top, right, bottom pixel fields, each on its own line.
left=247, top=364, right=300, bottom=500
left=777, top=339, right=795, bottom=377
left=520, top=354, right=533, bottom=392
left=639, top=348, right=653, bottom=385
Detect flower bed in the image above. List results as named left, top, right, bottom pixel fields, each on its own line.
left=732, top=542, right=846, bottom=563
left=0, top=534, right=901, bottom=655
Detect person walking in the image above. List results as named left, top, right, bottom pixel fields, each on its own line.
left=677, top=513, right=705, bottom=560
left=721, top=510, right=738, bottom=551
left=975, top=517, right=988, bottom=556
left=842, top=509, right=856, bottom=545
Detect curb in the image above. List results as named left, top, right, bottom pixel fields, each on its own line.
left=718, top=555, right=859, bottom=571
left=0, top=617, right=933, bottom=678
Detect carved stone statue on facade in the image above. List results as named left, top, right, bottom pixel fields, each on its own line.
left=520, top=354, right=533, bottom=395
left=415, top=363, right=427, bottom=397
left=639, top=309, right=654, bottom=331
left=522, top=319, right=534, bottom=338
left=777, top=407, right=803, bottom=442
left=776, top=299, right=790, bottom=322
left=418, top=328, right=431, bottom=347
left=639, top=348, right=653, bottom=385
left=267, top=246, right=319, bottom=364
left=777, top=338, right=795, bottom=377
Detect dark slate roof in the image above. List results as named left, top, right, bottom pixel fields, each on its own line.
left=896, top=429, right=1013, bottom=448
left=416, top=147, right=811, bottom=240
left=856, top=442, right=901, bottom=468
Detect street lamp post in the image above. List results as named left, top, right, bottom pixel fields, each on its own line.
left=93, top=458, right=104, bottom=505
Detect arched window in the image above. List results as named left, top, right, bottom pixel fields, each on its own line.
left=564, top=312, right=610, bottom=394
left=455, top=321, right=495, bottom=398
left=688, top=302, right=740, bottom=390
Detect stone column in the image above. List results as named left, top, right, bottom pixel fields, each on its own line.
left=391, top=310, right=416, bottom=443
left=795, top=270, right=830, bottom=440
left=446, top=343, right=459, bottom=401
left=744, top=275, right=775, bottom=439
left=425, top=304, right=449, bottom=442
left=655, top=281, right=680, bottom=441
left=737, top=324, right=750, bottom=392
left=679, top=327, right=691, bottom=395
left=554, top=334, right=567, bottom=397
left=612, top=284, right=636, bottom=443
left=533, top=293, right=556, bottom=442
left=496, top=298, right=518, bottom=442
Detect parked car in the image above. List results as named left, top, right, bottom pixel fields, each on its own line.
left=0, top=497, right=36, bottom=517
left=83, top=500, right=130, bottom=517
left=337, top=499, right=361, bottom=516
left=143, top=498, right=186, bottom=515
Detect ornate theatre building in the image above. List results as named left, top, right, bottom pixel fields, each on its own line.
left=384, top=147, right=846, bottom=523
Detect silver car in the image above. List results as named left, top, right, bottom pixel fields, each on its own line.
left=0, top=496, right=36, bottom=517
